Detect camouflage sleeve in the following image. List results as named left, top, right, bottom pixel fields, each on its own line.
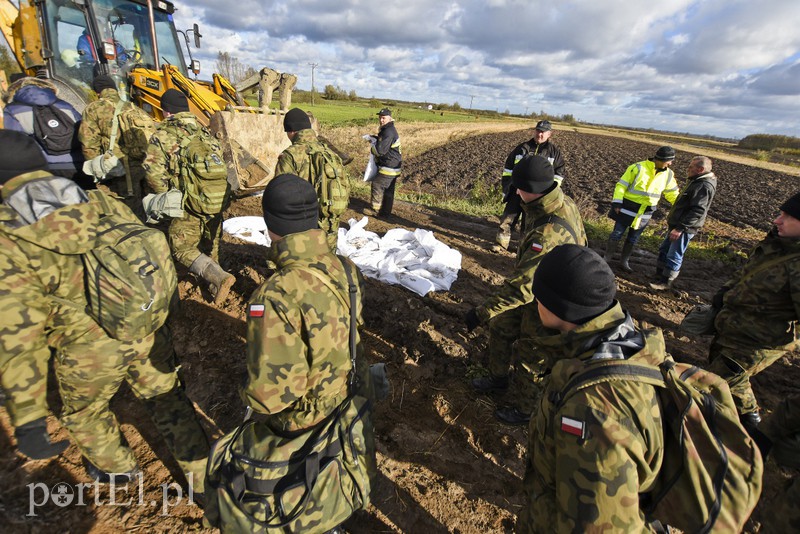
left=551, top=400, right=656, bottom=533
left=78, top=105, right=103, bottom=160
left=142, top=132, right=172, bottom=194
left=0, top=237, right=52, bottom=427
left=477, top=227, right=556, bottom=322
left=274, top=150, right=299, bottom=177
left=242, top=291, right=310, bottom=415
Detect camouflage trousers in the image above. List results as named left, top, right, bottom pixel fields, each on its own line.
left=96, top=166, right=146, bottom=222
left=370, top=173, right=398, bottom=215
left=55, top=325, right=208, bottom=490
left=319, top=215, right=340, bottom=252
left=707, top=339, right=790, bottom=414
left=487, top=307, right=546, bottom=415
left=169, top=210, right=224, bottom=268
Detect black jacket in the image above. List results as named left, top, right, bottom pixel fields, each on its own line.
left=374, top=121, right=401, bottom=171
left=667, top=171, right=717, bottom=233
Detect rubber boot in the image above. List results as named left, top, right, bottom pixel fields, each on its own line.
left=603, top=238, right=620, bottom=261
left=655, top=260, right=666, bottom=279
left=649, top=269, right=679, bottom=291
left=620, top=241, right=635, bottom=272
left=278, top=73, right=298, bottom=111
left=190, top=254, right=236, bottom=305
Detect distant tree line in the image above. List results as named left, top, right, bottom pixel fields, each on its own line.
left=739, top=134, right=800, bottom=152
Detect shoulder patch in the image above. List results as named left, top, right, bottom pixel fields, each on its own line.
left=248, top=303, right=265, bottom=318
left=561, top=416, right=585, bottom=438
left=530, top=242, right=543, bottom=253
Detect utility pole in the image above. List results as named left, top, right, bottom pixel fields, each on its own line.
left=525, top=106, right=529, bottom=116
left=308, top=62, right=318, bottom=106
left=469, top=95, right=475, bottom=110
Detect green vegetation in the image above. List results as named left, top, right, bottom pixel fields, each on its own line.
left=739, top=134, right=800, bottom=151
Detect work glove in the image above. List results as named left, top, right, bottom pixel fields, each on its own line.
left=464, top=308, right=482, bottom=332
left=15, top=418, right=69, bottom=460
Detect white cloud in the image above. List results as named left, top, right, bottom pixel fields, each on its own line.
left=171, top=0, right=800, bottom=138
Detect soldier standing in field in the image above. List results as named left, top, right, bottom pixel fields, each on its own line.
left=493, top=119, right=567, bottom=252
left=464, top=155, right=586, bottom=425
left=275, top=108, right=348, bottom=251
left=232, top=173, right=374, bottom=531
left=706, top=191, right=800, bottom=431
left=79, top=75, right=156, bottom=220
left=0, top=130, right=209, bottom=490
left=364, top=108, right=402, bottom=217
left=143, top=89, right=235, bottom=305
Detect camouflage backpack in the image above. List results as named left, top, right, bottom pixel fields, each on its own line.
left=307, top=142, right=349, bottom=219
left=78, top=190, right=177, bottom=341
left=204, top=259, right=375, bottom=532
left=175, top=127, right=231, bottom=215
left=554, top=357, right=763, bottom=533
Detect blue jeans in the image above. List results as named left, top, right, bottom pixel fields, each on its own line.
left=657, top=231, right=695, bottom=272
left=609, top=219, right=646, bottom=245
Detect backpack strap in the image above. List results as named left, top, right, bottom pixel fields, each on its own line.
left=530, top=213, right=579, bottom=243
left=293, top=256, right=359, bottom=389
left=107, top=99, right=126, bottom=154
left=551, top=359, right=667, bottom=411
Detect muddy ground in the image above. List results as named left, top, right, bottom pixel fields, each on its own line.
left=1, top=127, right=799, bottom=533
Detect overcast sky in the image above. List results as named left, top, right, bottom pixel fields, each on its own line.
left=172, top=0, right=800, bottom=140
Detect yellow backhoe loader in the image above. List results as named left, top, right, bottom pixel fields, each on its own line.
left=0, top=0, right=297, bottom=191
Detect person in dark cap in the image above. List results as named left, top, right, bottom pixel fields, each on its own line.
left=464, top=155, right=587, bottom=425
left=207, top=172, right=376, bottom=532
left=275, top=108, right=348, bottom=251
left=79, top=73, right=156, bottom=218
left=143, top=88, right=235, bottom=305
left=606, top=146, right=680, bottom=272
left=0, top=129, right=209, bottom=492
left=363, top=107, right=402, bottom=217
left=517, top=244, right=675, bottom=532
left=705, top=190, right=800, bottom=433
left=493, top=118, right=567, bottom=253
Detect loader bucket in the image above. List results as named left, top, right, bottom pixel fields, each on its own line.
left=209, top=110, right=290, bottom=193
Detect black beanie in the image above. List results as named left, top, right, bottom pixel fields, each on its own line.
left=160, top=88, right=189, bottom=114
left=655, top=146, right=676, bottom=161
left=512, top=155, right=555, bottom=194
left=283, top=108, right=311, bottom=132
left=92, top=75, right=116, bottom=94
left=262, top=174, right=319, bottom=236
left=0, top=130, right=48, bottom=184
left=533, top=244, right=617, bottom=324
left=780, top=192, right=800, bottom=220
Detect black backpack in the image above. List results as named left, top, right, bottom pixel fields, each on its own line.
left=32, top=104, right=77, bottom=155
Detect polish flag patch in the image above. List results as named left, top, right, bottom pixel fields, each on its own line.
left=248, top=304, right=265, bottom=318
left=561, top=416, right=585, bottom=438
left=530, top=242, right=543, bottom=253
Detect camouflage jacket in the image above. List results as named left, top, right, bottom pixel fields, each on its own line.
left=243, top=228, right=368, bottom=432
left=714, top=228, right=800, bottom=351
left=142, top=111, right=200, bottom=194
left=0, top=171, right=137, bottom=427
left=78, top=88, right=155, bottom=162
left=274, top=128, right=323, bottom=182
left=476, top=186, right=586, bottom=323
left=519, top=303, right=666, bottom=533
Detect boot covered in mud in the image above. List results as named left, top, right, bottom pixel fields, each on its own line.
left=620, top=241, right=635, bottom=272
left=190, top=253, right=236, bottom=305
left=492, top=214, right=514, bottom=252
left=278, top=73, right=298, bottom=111
left=649, top=269, right=679, bottom=291
left=603, top=238, right=620, bottom=261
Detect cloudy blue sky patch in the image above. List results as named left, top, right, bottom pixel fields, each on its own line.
left=173, top=0, right=800, bottom=139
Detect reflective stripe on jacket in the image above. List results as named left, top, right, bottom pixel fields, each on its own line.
left=612, top=160, right=679, bottom=229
